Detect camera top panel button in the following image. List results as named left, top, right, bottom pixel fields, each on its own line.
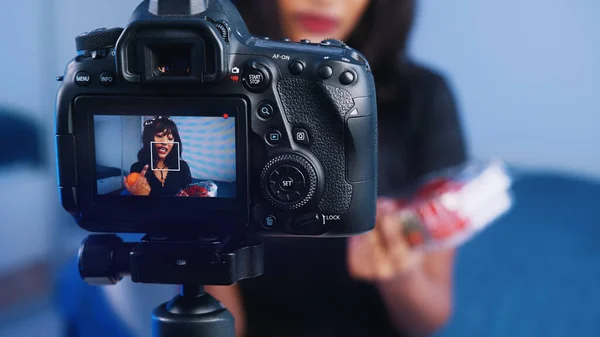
left=75, top=71, right=91, bottom=86
left=318, top=65, right=333, bottom=79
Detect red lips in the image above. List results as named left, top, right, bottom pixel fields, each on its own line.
left=156, top=145, right=169, bottom=154
left=295, top=13, right=340, bottom=34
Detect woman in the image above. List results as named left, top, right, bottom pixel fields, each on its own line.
left=125, top=116, right=192, bottom=197
left=206, top=0, right=469, bottom=337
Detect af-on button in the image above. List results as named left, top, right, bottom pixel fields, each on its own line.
left=289, top=60, right=305, bottom=75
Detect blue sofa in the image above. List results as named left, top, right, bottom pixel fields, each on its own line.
left=435, top=171, right=600, bottom=337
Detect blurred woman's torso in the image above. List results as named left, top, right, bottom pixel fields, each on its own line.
left=239, top=62, right=450, bottom=337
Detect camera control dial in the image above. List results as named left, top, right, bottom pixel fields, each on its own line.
left=75, top=27, right=124, bottom=58
left=320, top=38, right=346, bottom=47
left=260, top=153, right=318, bottom=211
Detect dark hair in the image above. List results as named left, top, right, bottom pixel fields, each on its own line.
left=235, top=0, right=416, bottom=84
left=138, top=116, right=183, bottom=169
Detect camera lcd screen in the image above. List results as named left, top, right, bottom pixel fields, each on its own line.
left=93, top=114, right=237, bottom=199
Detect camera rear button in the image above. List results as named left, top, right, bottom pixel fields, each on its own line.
left=258, top=102, right=275, bottom=119
left=100, top=72, right=115, bottom=86
left=245, top=70, right=265, bottom=88
left=318, top=66, right=333, bottom=79
left=293, top=128, right=310, bottom=145
left=289, top=61, right=305, bottom=75
left=75, top=71, right=91, bottom=86
left=340, top=71, right=356, bottom=85
left=262, top=215, right=276, bottom=229
left=266, top=130, right=282, bottom=145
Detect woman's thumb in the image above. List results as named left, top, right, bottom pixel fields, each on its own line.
left=377, top=198, right=397, bottom=213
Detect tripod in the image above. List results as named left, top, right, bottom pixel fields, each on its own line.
left=78, top=234, right=264, bottom=337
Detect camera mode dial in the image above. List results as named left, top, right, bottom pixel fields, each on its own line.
left=75, top=27, right=124, bottom=58
left=260, top=153, right=318, bottom=211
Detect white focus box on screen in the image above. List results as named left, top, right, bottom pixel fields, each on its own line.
left=150, top=142, right=181, bottom=171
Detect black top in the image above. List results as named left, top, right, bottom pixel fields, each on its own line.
left=130, top=160, right=192, bottom=196
left=239, top=62, right=468, bottom=337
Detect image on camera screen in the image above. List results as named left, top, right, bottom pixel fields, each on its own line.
left=93, top=114, right=237, bottom=198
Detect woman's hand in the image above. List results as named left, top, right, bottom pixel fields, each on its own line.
left=347, top=197, right=423, bottom=282
left=124, top=165, right=151, bottom=196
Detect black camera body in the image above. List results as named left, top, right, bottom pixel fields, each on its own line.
left=55, top=0, right=378, bottom=238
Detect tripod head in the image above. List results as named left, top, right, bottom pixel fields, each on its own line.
left=77, top=234, right=264, bottom=337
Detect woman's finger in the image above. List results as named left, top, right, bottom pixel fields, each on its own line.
left=377, top=198, right=397, bottom=213
left=123, top=177, right=134, bottom=191
left=140, top=165, right=149, bottom=177
left=377, top=213, right=405, bottom=252
left=375, top=205, right=419, bottom=276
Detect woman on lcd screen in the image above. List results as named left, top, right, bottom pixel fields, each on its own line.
left=124, top=116, right=192, bottom=197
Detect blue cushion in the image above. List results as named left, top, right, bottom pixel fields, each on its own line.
left=435, top=172, right=600, bottom=337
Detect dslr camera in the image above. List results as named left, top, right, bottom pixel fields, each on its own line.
left=55, top=0, right=378, bottom=239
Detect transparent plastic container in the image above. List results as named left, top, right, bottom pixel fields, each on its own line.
left=395, top=159, right=514, bottom=251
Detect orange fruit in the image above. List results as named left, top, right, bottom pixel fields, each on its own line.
left=126, top=172, right=141, bottom=186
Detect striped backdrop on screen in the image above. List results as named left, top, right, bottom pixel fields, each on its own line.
left=171, top=116, right=236, bottom=182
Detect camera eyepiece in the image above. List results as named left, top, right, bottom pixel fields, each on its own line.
left=152, top=44, right=193, bottom=77
left=113, top=0, right=230, bottom=85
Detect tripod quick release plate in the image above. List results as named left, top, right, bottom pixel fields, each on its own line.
left=78, top=234, right=264, bottom=286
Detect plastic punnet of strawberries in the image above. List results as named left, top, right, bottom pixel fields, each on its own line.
left=177, top=185, right=209, bottom=197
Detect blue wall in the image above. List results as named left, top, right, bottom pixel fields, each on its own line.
left=409, top=0, right=600, bottom=179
